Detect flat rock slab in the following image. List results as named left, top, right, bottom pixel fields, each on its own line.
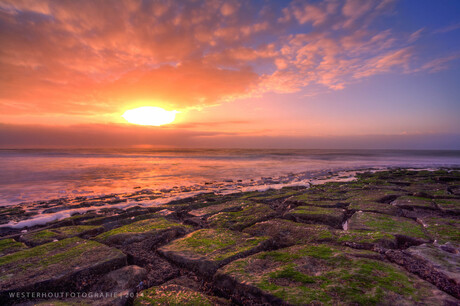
left=283, top=206, right=345, bottom=228
left=188, top=200, right=246, bottom=217
left=238, top=188, right=300, bottom=203
left=392, top=196, right=437, bottom=210
left=158, top=228, right=270, bottom=276
left=420, top=217, right=460, bottom=245
left=348, top=211, right=429, bottom=244
left=215, top=244, right=458, bottom=305
left=406, top=244, right=460, bottom=295
left=346, top=189, right=404, bottom=203
left=0, top=238, right=28, bottom=256
left=348, top=200, right=401, bottom=215
left=94, top=217, right=191, bottom=246
left=244, top=219, right=398, bottom=250
left=435, top=198, right=460, bottom=214
left=82, top=212, right=161, bottom=230
left=134, top=284, right=229, bottom=305
left=386, top=243, right=460, bottom=299
left=207, top=203, right=277, bottom=230
left=289, top=184, right=352, bottom=203
left=0, top=237, right=126, bottom=302
left=243, top=219, right=335, bottom=247
left=19, top=225, right=102, bottom=246
left=92, top=265, right=147, bottom=306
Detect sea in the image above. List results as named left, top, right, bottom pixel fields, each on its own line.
left=2, top=148, right=460, bottom=208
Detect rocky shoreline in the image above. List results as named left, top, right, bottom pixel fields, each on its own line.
left=0, top=169, right=459, bottom=305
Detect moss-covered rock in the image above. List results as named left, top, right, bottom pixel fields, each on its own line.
left=348, top=212, right=429, bottom=243
left=0, top=237, right=126, bottom=301
left=134, top=284, right=229, bottom=305
left=207, top=203, right=276, bottom=231
left=420, top=217, right=460, bottom=245
left=188, top=200, right=246, bottom=217
left=288, top=188, right=349, bottom=204
left=243, top=219, right=398, bottom=250
left=335, top=230, right=398, bottom=249
left=435, top=198, right=460, bottom=214
left=0, top=238, right=28, bottom=256
left=215, top=244, right=457, bottom=305
left=81, top=212, right=160, bottom=228
left=19, top=229, right=60, bottom=246
left=243, top=219, right=335, bottom=246
left=158, top=229, right=270, bottom=276
left=19, top=225, right=103, bottom=247
left=392, top=196, right=437, bottom=210
left=348, top=200, right=401, bottom=215
left=94, top=217, right=191, bottom=246
left=238, top=188, right=301, bottom=202
left=242, top=219, right=335, bottom=247
left=283, top=206, right=345, bottom=228
left=346, top=189, right=404, bottom=203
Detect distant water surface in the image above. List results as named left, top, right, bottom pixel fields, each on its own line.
left=1, top=149, right=460, bottom=206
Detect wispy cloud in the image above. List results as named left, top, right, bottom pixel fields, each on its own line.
left=433, top=22, right=460, bottom=34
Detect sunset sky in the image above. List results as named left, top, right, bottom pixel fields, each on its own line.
left=1, top=0, right=460, bottom=149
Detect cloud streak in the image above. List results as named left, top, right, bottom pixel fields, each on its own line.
left=1, top=123, right=460, bottom=150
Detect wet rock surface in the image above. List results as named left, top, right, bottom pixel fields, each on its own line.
left=158, top=228, right=271, bottom=276
left=19, top=225, right=103, bottom=247
left=0, top=238, right=28, bottom=256
left=0, top=237, right=127, bottom=303
left=0, top=168, right=459, bottom=305
left=215, top=244, right=457, bottom=305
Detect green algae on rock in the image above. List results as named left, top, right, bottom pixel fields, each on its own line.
left=243, top=219, right=335, bottom=247
left=435, top=198, right=460, bottom=214
left=283, top=205, right=345, bottom=228
left=243, top=219, right=398, bottom=250
left=347, top=200, right=401, bottom=215
left=0, top=237, right=126, bottom=300
left=1, top=168, right=460, bottom=305
left=19, top=225, right=102, bottom=246
left=0, top=238, right=28, bottom=256
left=215, top=244, right=457, bottom=305
left=238, top=187, right=302, bottom=202
left=207, top=203, right=277, bottom=231
left=392, top=196, right=437, bottom=210
left=94, top=217, right=191, bottom=246
left=188, top=200, right=247, bottom=217
left=158, top=228, right=270, bottom=276
left=419, top=217, right=460, bottom=245
left=348, top=211, right=429, bottom=243
left=19, top=229, right=59, bottom=246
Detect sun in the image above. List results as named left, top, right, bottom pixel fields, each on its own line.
left=122, top=106, right=177, bottom=126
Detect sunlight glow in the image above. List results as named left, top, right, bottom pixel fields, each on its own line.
left=122, top=106, right=177, bottom=126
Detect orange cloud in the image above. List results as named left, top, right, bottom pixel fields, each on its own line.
left=0, top=0, right=450, bottom=118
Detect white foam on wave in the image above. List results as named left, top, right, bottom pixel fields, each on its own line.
left=0, top=190, right=212, bottom=229
left=0, top=201, right=135, bottom=229
left=0, top=170, right=360, bottom=229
